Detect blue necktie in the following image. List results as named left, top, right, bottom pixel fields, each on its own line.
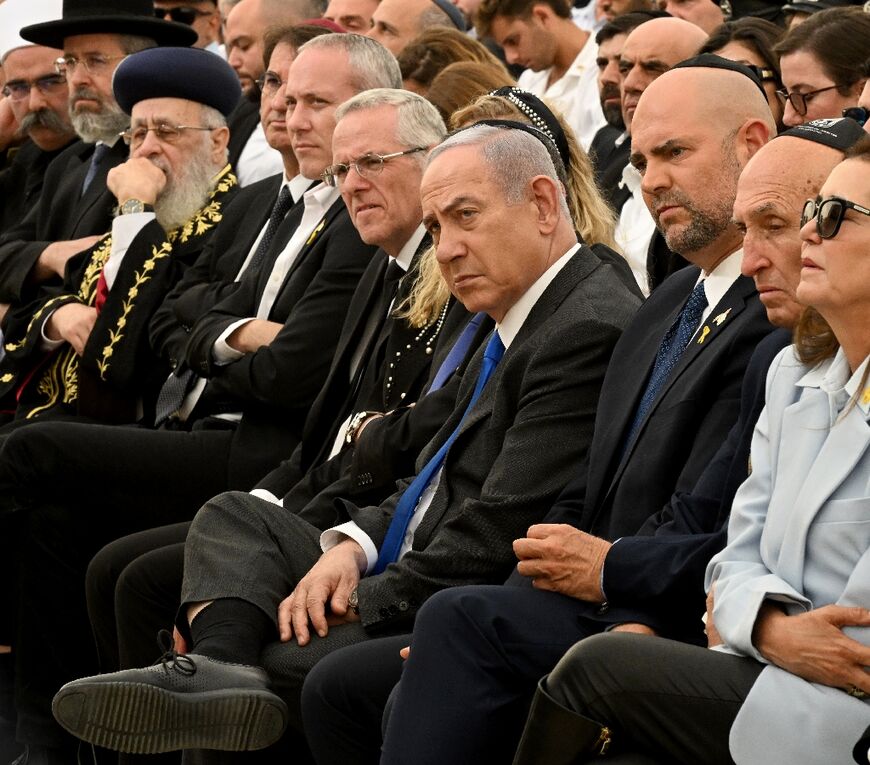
left=623, top=280, right=708, bottom=450
left=373, top=330, right=506, bottom=573
left=81, top=143, right=110, bottom=196
left=427, top=312, right=486, bottom=393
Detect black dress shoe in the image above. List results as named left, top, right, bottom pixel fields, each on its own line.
left=51, top=653, right=288, bottom=755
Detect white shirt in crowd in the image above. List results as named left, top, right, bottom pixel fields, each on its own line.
left=235, top=123, right=284, bottom=187
left=517, top=32, right=606, bottom=151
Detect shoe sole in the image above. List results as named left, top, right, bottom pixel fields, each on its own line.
left=52, top=682, right=288, bottom=753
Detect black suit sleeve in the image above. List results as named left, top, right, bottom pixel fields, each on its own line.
left=598, top=329, right=792, bottom=640
left=191, top=212, right=377, bottom=414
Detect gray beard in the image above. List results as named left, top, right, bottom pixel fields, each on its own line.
left=71, top=106, right=130, bottom=144
left=153, top=146, right=221, bottom=231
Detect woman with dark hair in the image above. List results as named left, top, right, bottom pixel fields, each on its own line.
left=397, top=26, right=508, bottom=94
left=700, top=17, right=786, bottom=130
left=775, top=7, right=870, bottom=127
left=514, top=135, right=870, bottom=765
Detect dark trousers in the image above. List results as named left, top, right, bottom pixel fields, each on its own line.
left=301, top=634, right=410, bottom=764
left=0, top=420, right=271, bottom=749
left=543, top=633, right=763, bottom=764
left=299, top=584, right=612, bottom=764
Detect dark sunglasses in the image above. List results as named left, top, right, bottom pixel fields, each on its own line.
left=842, top=106, right=869, bottom=127
left=801, top=196, right=870, bottom=239
left=153, top=5, right=213, bottom=25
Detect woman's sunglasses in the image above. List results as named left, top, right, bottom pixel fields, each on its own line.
left=154, top=5, right=213, bottom=25
left=801, top=196, right=870, bottom=239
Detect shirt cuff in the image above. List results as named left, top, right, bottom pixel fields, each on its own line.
left=248, top=488, right=283, bottom=506
left=320, top=521, right=377, bottom=575
left=107, top=212, right=155, bottom=289
left=599, top=537, right=622, bottom=604
left=212, top=318, right=252, bottom=364
left=39, top=311, right=67, bottom=352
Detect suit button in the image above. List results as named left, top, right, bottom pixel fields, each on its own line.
left=169, top=358, right=178, bottom=370
left=398, top=601, right=408, bottom=611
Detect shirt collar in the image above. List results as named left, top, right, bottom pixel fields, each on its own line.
left=391, top=224, right=427, bottom=273
left=285, top=173, right=312, bottom=203
left=797, top=348, right=870, bottom=416
left=696, top=247, right=743, bottom=310
left=497, top=242, right=579, bottom=349
left=567, top=32, right=597, bottom=76
left=302, top=180, right=340, bottom=209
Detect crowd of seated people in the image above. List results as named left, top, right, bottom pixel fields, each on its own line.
left=0, top=0, right=867, bottom=763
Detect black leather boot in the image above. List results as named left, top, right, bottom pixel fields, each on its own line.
left=513, top=678, right=612, bottom=764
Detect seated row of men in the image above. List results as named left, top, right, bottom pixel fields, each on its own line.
left=0, top=1, right=867, bottom=764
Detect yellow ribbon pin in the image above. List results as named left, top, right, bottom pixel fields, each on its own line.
left=697, top=325, right=711, bottom=344
left=306, top=219, right=326, bottom=245
left=862, top=387, right=870, bottom=406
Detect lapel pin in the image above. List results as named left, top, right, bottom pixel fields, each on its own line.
left=306, top=218, right=326, bottom=245
left=712, top=308, right=731, bottom=326
left=697, top=325, right=711, bottom=344
left=862, top=387, right=870, bottom=406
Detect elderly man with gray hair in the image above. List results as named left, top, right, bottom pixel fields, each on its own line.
left=52, top=118, right=641, bottom=756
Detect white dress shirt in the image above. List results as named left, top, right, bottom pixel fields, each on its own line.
left=321, top=243, right=581, bottom=574
left=613, top=159, right=656, bottom=296
left=234, top=123, right=284, bottom=188
left=517, top=34, right=606, bottom=151
left=695, top=247, right=744, bottom=330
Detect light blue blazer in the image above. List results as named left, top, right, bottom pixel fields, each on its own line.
left=706, top=345, right=870, bottom=765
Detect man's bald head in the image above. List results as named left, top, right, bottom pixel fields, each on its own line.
left=619, top=18, right=708, bottom=131
left=735, top=135, right=845, bottom=328
left=629, top=66, right=775, bottom=270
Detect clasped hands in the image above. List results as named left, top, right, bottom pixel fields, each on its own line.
left=277, top=539, right=366, bottom=646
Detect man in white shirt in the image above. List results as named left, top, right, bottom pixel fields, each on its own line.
left=477, top=0, right=606, bottom=149
left=52, top=120, right=640, bottom=758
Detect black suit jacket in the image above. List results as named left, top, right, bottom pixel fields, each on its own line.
left=226, top=97, right=260, bottom=172
left=0, top=139, right=127, bottom=304
left=183, top=195, right=379, bottom=486
left=0, top=138, right=76, bottom=236
left=149, top=173, right=284, bottom=368
left=335, top=249, right=642, bottom=633
left=598, top=328, right=791, bottom=643
left=589, top=128, right=631, bottom=214
left=539, top=265, right=774, bottom=543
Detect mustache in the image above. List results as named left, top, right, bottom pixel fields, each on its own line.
left=20, top=108, right=71, bottom=135
left=70, top=86, right=103, bottom=105
left=651, top=191, right=695, bottom=220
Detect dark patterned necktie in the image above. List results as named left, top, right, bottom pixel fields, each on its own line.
left=247, top=186, right=294, bottom=273
left=373, top=330, right=506, bottom=573
left=623, top=280, right=708, bottom=450
left=81, top=143, right=110, bottom=196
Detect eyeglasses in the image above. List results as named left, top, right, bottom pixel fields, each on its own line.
left=55, top=54, right=126, bottom=77
left=800, top=196, right=870, bottom=239
left=843, top=105, right=869, bottom=127
left=775, top=85, right=838, bottom=116
left=120, top=123, right=217, bottom=148
left=321, top=147, right=427, bottom=187
left=2, top=74, right=67, bottom=101
left=154, top=5, right=213, bottom=24
left=256, top=71, right=286, bottom=96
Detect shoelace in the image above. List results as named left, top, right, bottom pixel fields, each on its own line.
left=155, top=628, right=197, bottom=676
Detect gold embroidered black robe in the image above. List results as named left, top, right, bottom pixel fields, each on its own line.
left=0, top=165, right=238, bottom=424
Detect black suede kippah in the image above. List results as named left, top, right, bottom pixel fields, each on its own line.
left=431, top=0, right=467, bottom=30
left=779, top=117, right=866, bottom=152
left=113, top=47, right=241, bottom=117
left=673, top=53, right=767, bottom=100
left=489, top=87, right=572, bottom=172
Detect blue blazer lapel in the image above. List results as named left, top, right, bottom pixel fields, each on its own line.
left=775, top=397, right=870, bottom=581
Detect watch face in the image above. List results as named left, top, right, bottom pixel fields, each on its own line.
left=121, top=199, right=145, bottom=215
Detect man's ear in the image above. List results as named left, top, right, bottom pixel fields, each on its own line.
left=529, top=175, right=562, bottom=234
left=211, top=125, right=231, bottom=164
left=738, top=118, right=772, bottom=165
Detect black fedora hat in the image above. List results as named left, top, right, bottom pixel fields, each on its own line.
left=20, top=0, right=198, bottom=49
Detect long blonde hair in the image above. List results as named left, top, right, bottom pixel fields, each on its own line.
left=399, top=92, right=620, bottom=327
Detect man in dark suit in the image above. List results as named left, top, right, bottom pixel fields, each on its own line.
left=0, top=0, right=196, bottom=307
left=508, top=117, right=867, bottom=764
left=52, top=121, right=641, bottom=756
left=296, top=58, right=780, bottom=765
left=0, top=33, right=396, bottom=762
left=0, top=0, right=77, bottom=235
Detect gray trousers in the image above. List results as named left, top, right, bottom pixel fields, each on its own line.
left=181, top=491, right=387, bottom=713
left=543, top=632, right=765, bottom=764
